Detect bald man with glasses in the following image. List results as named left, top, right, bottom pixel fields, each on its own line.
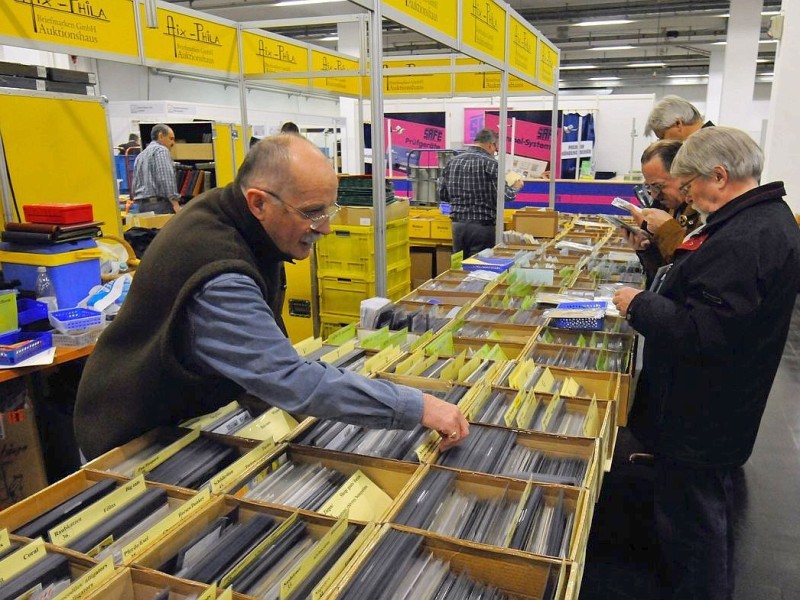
left=75, top=134, right=469, bottom=459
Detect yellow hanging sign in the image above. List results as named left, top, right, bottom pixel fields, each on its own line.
left=242, top=31, right=308, bottom=88
left=460, top=0, right=506, bottom=62
left=140, top=5, right=239, bottom=75
left=382, top=57, right=452, bottom=96
left=311, top=50, right=360, bottom=96
left=383, top=0, right=458, bottom=39
left=0, top=0, right=139, bottom=61
left=538, top=38, right=558, bottom=88
left=508, top=16, right=537, bottom=79
left=454, top=58, right=540, bottom=94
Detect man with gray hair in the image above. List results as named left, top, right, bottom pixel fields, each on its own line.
left=613, top=127, right=800, bottom=599
left=645, top=95, right=714, bottom=141
left=76, top=134, right=469, bottom=460
left=439, top=128, right=523, bottom=257
left=131, top=123, right=181, bottom=214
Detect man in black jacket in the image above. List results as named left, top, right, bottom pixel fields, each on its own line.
left=613, top=126, right=800, bottom=600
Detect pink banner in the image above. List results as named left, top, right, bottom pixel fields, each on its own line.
left=385, top=118, right=446, bottom=176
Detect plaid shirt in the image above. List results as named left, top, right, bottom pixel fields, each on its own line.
left=439, top=146, right=518, bottom=223
left=131, top=142, right=179, bottom=201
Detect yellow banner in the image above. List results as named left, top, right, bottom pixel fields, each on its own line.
left=242, top=31, right=308, bottom=88
left=454, top=58, right=540, bottom=94
left=509, top=16, right=537, bottom=79
left=0, top=0, right=138, bottom=60
left=383, top=57, right=452, bottom=96
left=538, top=38, right=558, bottom=88
left=461, top=0, right=506, bottom=62
left=311, top=50, right=360, bottom=96
left=383, top=0, right=457, bottom=39
left=141, top=5, right=239, bottom=75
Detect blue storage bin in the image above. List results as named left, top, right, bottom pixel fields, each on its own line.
left=17, top=298, right=48, bottom=325
left=0, top=241, right=102, bottom=309
left=0, top=330, right=53, bottom=365
left=550, top=301, right=607, bottom=331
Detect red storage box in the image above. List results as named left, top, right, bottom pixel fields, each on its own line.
left=22, top=203, right=94, bottom=225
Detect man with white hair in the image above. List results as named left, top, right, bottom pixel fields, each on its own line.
left=613, top=127, right=800, bottom=600
left=645, top=95, right=714, bottom=141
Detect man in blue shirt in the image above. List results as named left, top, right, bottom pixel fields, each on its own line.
left=75, top=133, right=469, bottom=459
left=439, top=128, right=522, bottom=257
left=131, top=123, right=181, bottom=215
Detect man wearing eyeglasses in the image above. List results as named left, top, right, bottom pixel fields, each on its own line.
left=613, top=127, right=800, bottom=600
left=623, top=140, right=702, bottom=284
left=75, top=134, right=469, bottom=459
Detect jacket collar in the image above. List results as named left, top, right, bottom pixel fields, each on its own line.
left=703, top=181, right=786, bottom=232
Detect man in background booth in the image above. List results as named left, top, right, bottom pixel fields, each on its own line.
left=645, top=95, right=715, bottom=141
left=131, top=123, right=181, bottom=215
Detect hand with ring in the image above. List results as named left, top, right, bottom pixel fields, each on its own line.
left=420, top=393, right=469, bottom=451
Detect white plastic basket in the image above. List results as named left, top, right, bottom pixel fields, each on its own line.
left=52, top=328, right=102, bottom=348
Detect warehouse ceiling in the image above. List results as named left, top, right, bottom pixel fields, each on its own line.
left=169, top=0, right=782, bottom=90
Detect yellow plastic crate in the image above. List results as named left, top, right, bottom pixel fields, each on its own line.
left=409, top=218, right=432, bottom=239
left=315, top=218, right=410, bottom=280
left=319, top=263, right=412, bottom=317
left=430, top=219, right=452, bottom=241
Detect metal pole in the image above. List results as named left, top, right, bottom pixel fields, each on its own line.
left=369, top=4, right=387, bottom=297
left=237, top=25, right=249, bottom=178
left=549, top=93, right=559, bottom=209
left=0, top=132, right=16, bottom=224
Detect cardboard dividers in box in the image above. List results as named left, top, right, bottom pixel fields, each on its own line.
left=433, top=429, right=601, bottom=498
left=86, top=566, right=224, bottom=599
left=453, top=320, right=543, bottom=345
left=320, top=523, right=568, bottom=600
left=81, top=427, right=279, bottom=495
left=399, top=288, right=482, bottom=307
left=385, top=464, right=592, bottom=565
left=452, top=337, right=528, bottom=360
left=130, top=495, right=372, bottom=599
left=512, top=208, right=559, bottom=239
left=225, top=444, right=423, bottom=524
left=0, top=537, right=116, bottom=599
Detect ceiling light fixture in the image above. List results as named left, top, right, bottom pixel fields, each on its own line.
left=560, top=65, right=597, bottom=70
left=627, top=62, right=666, bottom=68
left=667, top=73, right=708, bottom=78
left=589, top=45, right=636, bottom=51
left=588, top=76, right=620, bottom=81
left=318, top=35, right=339, bottom=41
left=574, top=19, right=634, bottom=27
left=718, top=10, right=781, bottom=17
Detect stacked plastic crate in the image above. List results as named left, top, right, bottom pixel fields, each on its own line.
left=316, top=176, right=411, bottom=338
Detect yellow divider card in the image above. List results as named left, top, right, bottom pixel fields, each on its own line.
left=540, top=392, right=561, bottom=432
left=505, top=483, right=532, bottom=547
left=218, top=587, right=233, bottom=600
left=504, top=389, right=527, bottom=427
left=439, top=350, right=466, bottom=381
left=457, top=356, right=483, bottom=382
left=561, top=377, right=581, bottom=397
left=409, top=353, right=439, bottom=377
left=210, top=439, right=276, bottom=495
left=197, top=583, right=218, bottom=600
left=49, top=476, right=147, bottom=546
left=294, top=336, right=323, bottom=357
left=220, top=513, right=299, bottom=588
left=237, top=407, right=298, bottom=442
left=394, top=349, right=424, bottom=375
left=320, top=340, right=357, bottom=364
left=0, top=529, right=9, bottom=554
left=135, top=429, right=201, bottom=476
left=53, top=557, right=115, bottom=600
left=280, top=512, right=349, bottom=599
left=516, top=390, right=540, bottom=429
left=415, top=431, right=441, bottom=463
left=312, top=522, right=378, bottom=600
left=319, top=470, right=392, bottom=522
left=584, top=396, right=601, bottom=438
left=122, top=489, right=213, bottom=564
left=410, top=330, right=434, bottom=351
left=363, top=346, right=402, bottom=374
left=534, top=367, right=556, bottom=394
left=462, top=384, right=491, bottom=421
left=0, top=538, right=46, bottom=585
left=181, top=401, right=239, bottom=430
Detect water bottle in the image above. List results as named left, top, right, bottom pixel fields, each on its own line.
left=35, top=266, right=58, bottom=312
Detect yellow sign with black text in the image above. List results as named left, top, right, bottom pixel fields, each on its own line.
left=538, top=38, right=558, bottom=88
left=383, top=0, right=458, bottom=40
left=242, top=31, right=308, bottom=88
left=0, top=0, right=139, bottom=60
left=140, top=5, right=239, bottom=75
left=509, top=16, right=537, bottom=79
left=383, top=57, right=451, bottom=96
left=454, top=58, right=540, bottom=94
left=311, top=50, right=359, bottom=96
left=460, top=0, right=506, bottom=62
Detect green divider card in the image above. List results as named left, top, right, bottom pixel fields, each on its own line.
left=515, top=389, right=540, bottom=429
left=584, top=395, right=601, bottom=437
left=488, top=329, right=502, bottom=341
left=426, top=331, right=454, bottom=356
left=486, top=344, right=508, bottom=362
left=576, top=333, right=588, bottom=348
left=386, top=328, right=408, bottom=349
left=540, top=391, right=561, bottom=432
left=410, top=330, right=434, bottom=351
left=451, top=250, right=463, bottom=270
left=502, top=294, right=512, bottom=308
left=596, top=349, right=608, bottom=371
left=360, top=327, right=390, bottom=351
left=589, top=331, right=599, bottom=348
left=326, top=322, right=358, bottom=345
left=520, top=295, right=537, bottom=310
left=506, top=270, right=519, bottom=284
left=542, top=329, right=555, bottom=344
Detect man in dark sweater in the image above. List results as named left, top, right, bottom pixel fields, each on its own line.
left=75, top=134, right=468, bottom=459
left=613, top=127, right=800, bottom=600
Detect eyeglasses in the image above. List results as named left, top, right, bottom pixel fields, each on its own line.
left=644, top=182, right=665, bottom=197
left=679, top=175, right=701, bottom=197
left=258, top=189, right=340, bottom=230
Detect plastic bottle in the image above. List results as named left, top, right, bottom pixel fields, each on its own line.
left=35, top=266, right=58, bottom=312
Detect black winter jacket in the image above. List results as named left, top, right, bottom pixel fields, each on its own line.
left=627, top=181, right=800, bottom=467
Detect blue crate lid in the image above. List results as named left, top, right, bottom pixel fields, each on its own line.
left=0, top=238, right=97, bottom=254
